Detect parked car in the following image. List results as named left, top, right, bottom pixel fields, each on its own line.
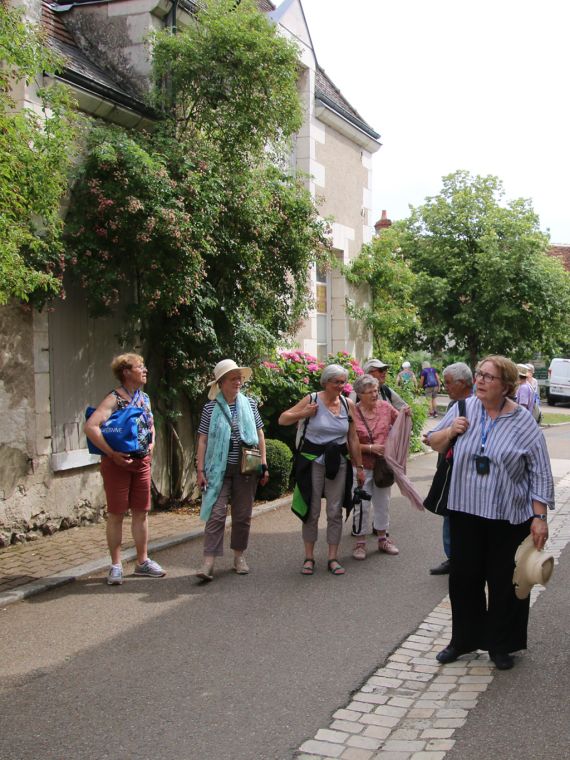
left=547, top=358, right=570, bottom=405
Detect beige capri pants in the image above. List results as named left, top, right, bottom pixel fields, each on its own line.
left=302, top=458, right=347, bottom=545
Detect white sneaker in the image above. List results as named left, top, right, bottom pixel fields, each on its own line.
left=134, top=558, right=166, bottom=577
left=378, top=537, right=399, bottom=556
left=352, top=543, right=367, bottom=560
left=107, top=565, right=123, bottom=585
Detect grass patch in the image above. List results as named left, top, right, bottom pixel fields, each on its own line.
left=541, top=413, right=570, bottom=425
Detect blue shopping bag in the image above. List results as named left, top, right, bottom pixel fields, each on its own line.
left=85, top=405, right=146, bottom=456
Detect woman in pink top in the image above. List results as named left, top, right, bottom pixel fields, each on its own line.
left=352, top=374, right=399, bottom=560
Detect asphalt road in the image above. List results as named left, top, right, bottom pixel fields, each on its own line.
left=0, top=452, right=448, bottom=760
left=445, top=541, right=570, bottom=760
left=0, top=426, right=568, bottom=760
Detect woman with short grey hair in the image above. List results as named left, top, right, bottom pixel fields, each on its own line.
left=279, top=364, right=365, bottom=576
left=320, top=363, right=348, bottom=387
left=351, top=374, right=399, bottom=559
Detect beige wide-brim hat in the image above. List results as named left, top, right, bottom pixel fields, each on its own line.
left=516, top=363, right=530, bottom=378
left=207, top=359, right=252, bottom=400
left=512, top=534, right=555, bottom=600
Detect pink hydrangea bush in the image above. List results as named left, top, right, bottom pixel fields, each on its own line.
left=249, top=349, right=365, bottom=445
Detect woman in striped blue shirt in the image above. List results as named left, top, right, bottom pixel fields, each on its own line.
left=427, top=355, right=554, bottom=670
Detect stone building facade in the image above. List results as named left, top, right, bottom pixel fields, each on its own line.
left=0, top=0, right=381, bottom=539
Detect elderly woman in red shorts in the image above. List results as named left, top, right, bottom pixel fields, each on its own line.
left=85, top=353, right=165, bottom=586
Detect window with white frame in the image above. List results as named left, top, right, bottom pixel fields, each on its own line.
left=315, top=264, right=331, bottom=361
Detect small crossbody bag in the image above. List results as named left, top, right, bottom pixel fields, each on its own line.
left=215, top=399, right=261, bottom=476
left=356, top=406, right=394, bottom=488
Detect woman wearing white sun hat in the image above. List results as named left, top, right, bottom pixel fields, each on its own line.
left=396, top=361, right=417, bottom=390
left=195, top=360, right=268, bottom=581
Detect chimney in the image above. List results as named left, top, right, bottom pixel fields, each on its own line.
left=374, top=210, right=392, bottom=234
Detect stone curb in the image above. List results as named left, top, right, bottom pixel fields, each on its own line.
left=294, top=473, right=570, bottom=759
left=0, top=495, right=291, bottom=609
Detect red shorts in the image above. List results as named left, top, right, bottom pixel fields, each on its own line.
left=100, top=456, right=151, bottom=515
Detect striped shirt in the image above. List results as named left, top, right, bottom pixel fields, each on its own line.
left=198, top=397, right=263, bottom=465
left=430, top=395, right=554, bottom=523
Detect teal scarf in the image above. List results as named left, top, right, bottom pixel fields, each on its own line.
left=200, top=392, right=259, bottom=521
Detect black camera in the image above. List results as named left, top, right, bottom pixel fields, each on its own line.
left=474, top=455, right=491, bottom=476
left=353, top=486, right=372, bottom=504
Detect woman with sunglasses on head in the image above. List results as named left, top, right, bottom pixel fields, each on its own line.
left=279, top=364, right=365, bottom=576
left=84, top=353, right=165, bottom=586
left=426, top=356, right=554, bottom=670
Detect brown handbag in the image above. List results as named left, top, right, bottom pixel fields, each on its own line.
left=357, top=405, right=394, bottom=488
left=373, top=456, right=395, bottom=488
left=240, top=445, right=262, bottom=476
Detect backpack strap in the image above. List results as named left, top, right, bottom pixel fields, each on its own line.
left=297, top=392, right=318, bottom=453
left=339, top=394, right=352, bottom=422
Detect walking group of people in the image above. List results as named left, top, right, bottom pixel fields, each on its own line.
left=85, top=351, right=554, bottom=671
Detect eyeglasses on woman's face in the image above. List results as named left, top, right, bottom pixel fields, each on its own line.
left=328, top=378, right=347, bottom=386
left=475, top=370, right=501, bottom=383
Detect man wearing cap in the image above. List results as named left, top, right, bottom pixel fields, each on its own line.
left=362, top=359, right=409, bottom=412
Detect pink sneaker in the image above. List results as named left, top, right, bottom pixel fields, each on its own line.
left=352, top=542, right=367, bottom=560
left=378, top=537, right=399, bottom=555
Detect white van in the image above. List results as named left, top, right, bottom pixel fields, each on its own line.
left=547, top=358, right=570, bottom=405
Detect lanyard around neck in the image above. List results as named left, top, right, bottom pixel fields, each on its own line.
left=121, top=386, right=141, bottom=403
left=120, top=386, right=150, bottom=423
left=480, top=399, right=506, bottom=452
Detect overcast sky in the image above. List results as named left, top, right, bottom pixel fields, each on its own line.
left=301, top=0, right=570, bottom=243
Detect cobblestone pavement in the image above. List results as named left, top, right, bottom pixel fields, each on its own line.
left=295, top=472, right=570, bottom=760
left=0, top=511, right=199, bottom=597
left=0, top=499, right=288, bottom=606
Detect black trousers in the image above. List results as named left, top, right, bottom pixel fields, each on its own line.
left=449, top=511, right=532, bottom=655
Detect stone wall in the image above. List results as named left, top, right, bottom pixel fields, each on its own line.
left=0, top=302, right=106, bottom=547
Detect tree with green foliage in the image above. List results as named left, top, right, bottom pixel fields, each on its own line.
left=400, top=171, right=570, bottom=365
left=64, top=0, right=329, bottom=500
left=65, top=0, right=328, bottom=402
left=345, top=223, right=420, bottom=358
left=0, top=2, right=77, bottom=305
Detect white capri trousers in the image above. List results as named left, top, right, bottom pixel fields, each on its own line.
left=351, top=467, right=391, bottom=536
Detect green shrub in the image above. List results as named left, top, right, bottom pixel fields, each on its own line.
left=256, top=438, right=292, bottom=501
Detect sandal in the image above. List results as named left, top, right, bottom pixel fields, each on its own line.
left=301, top=558, right=315, bottom=575
left=327, top=559, right=346, bottom=575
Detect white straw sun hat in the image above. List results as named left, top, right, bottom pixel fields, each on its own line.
left=207, top=359, right=252, bottom=400
left=512, top=534, right=555, bottom=600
